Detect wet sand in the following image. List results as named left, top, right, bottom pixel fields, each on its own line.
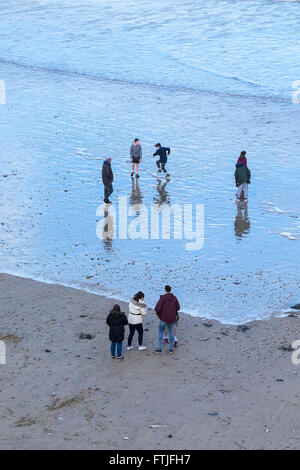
left=0, top=273, right=300, bottom=450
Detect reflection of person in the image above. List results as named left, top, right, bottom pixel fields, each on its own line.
left=130, top=138, right=142, bottom=178
left=153, top=179, right=170, bottom=207
left=102, top=207, right=114, bottom=252
left=102, top=157, right=114, bottom=204
left=234, top=203, right=250, bottom=239
left=127, top=291, right=147, bottom=351
left=129, top=176, right=143, bottom=207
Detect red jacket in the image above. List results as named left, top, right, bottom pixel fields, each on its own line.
left=155, top=293, right=180, bottom=323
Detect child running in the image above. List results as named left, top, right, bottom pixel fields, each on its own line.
left=153, top=143, right=171, bottom=177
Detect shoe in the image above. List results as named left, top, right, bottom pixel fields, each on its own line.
left=157, top=169, right=162, bottom=173
left=138, top=346, right=146, bottom=351
left=127, top=346, right=133, bottom=350
left=153, top=349, right=163, bottom=355
left=163, top=337, right=169, bottom=344
left=244, top=198, right=248, bottom=202
left=117, top=356, right=124, bottom=360
left=131, top=172, right=134, bottom=177
left=174, top=341, right=178, bottom=348
left=135, top=174, right=140, bottom=178
left=169, top=349, right=174, bottom=354
left=104, top=199, right=112, bottom=204
left=111, top=356, right=116, bottom=359
left=236, top=198, right=240, bottom=202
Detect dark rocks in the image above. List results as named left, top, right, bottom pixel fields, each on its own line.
left=79, top=334, right=95, bottom=340
left=278, top=345, right=293, bottom=352
left=203, top=322, right=213, bottom=328
left=291, top=304, right=300, bottom=310
left=207, top=412, right=218, bottom=417
left=237, top=325, right=250, bottom=333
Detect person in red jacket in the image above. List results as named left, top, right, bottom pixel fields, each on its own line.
left=153, top=285, right=180, bottom=354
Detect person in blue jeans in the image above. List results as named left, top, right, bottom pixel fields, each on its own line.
left=106, top=304, right=128, bottom=359
left=153, top=285, right=180, bottom=354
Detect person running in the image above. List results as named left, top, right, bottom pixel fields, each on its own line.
left=235, top=160, right=251, bottom=202
left=102, top=157, right=114, bottom=204
left=236, top=150, right=247, bottom=167
left=153, top=143, right=170, bottom=177
left=130, top=138, right=142, bottom=178
left=127, top=291, right=147, bottom=351
left=106, top=304, right=128, bottom=359
left=153, top=285, right=180, bottom=355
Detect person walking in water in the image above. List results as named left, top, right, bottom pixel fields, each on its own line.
left=127, top=291, right=147, bottom=351
left=235, top=158, right=251, bottom=202
left=153, top=285, right=180, bottom=355
left=102, top=157, right=114, bottom=204
left=106, top=304, right=128, bottom=359
left=153, top=143, right=171, bottom=177
left=236, top=150, right=247, bottom=167
left=130, top=138, right=142, bottom=178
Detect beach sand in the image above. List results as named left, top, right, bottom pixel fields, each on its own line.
left=0, top=273, right=299, bottom=450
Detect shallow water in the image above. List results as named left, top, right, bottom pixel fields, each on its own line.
left=0, top=0, right=299, bottom=323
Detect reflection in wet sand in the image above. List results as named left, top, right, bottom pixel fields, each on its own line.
left=102, top=205, right=115, bottom=252
left=129, top=177, right=143, bottom=208
left=153, top=179, right=170, bottom=207
left=234, top=202, right=250, bottom=240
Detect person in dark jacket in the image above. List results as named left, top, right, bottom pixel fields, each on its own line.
left=130, top=138, right=142, bottom=178
left=153, top=143, right=170, bottom=177
left=102, top=157, right=114, bottom=204
left=235, top=162, right=251, bottom=202
left=106, top=304, right=128, bottom=359
left=153, top=285, right=180, bottom=354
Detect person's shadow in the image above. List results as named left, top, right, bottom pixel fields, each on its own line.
left=153, top=179, right=170, bottom=207
left=234, top=202, right=250, bottom=239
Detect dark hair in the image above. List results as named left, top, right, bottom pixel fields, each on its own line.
left=133, top=291, right=144, bottom=301
left=165, top=285, right=171, bottom=292
left=111, top=304, right=121, bottom=314
left=155, top=143, right=161, bottom=148
left=240, top=151, right=246, bottom=157
left=134, top=138, right=140, bottom=142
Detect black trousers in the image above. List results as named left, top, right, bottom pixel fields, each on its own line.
left=128, top=323, right=143, bottom=346
left=104, top=182, right=113, bottom=202
left=156, top=159, right=167, bottom=173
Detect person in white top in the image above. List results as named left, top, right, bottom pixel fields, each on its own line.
left=127, top=291, right=147, bottom=351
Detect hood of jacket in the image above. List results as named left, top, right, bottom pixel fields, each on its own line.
left=130, top=298, right=146, bottom=309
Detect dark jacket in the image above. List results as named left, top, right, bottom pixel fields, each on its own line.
left=155, top=293, right=180, bottom=323
left=235, top=162, right=251, bottom=186
left=106, top=312, right=128, bottom=343
left=102, top=160, right=114, bottom=185
left=153, top=147, right=170, bottom=164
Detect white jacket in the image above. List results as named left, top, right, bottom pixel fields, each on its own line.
left=128, top=298, right=147, bottom=325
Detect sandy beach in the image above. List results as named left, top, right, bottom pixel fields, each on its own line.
left=0, top=273, right=299, bottom=450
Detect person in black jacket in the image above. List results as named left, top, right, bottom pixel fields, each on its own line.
left=106, top=304, right=128, bottom=359
left=153, top=143, right=171, bottom=177
left=102, top=157, right=114, bottom=204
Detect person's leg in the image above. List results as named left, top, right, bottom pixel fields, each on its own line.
left=136, top=324, right=143, bottom=346
left=135, top=162, right=139, bottom=175
left=127, top=324, right=135, bottom=347
left=167, top=323, right=175, bottom=350
left=131, top=162, right=135, bottom=175
left=161, top=162, right=167, bottom=173
left=163, top=325, right=169, bottom=343
left=107, top=182, right=113, bottom=200
left=243, top=182, right=248, bottom=199
left=158, top=321, right=166, bottom=350
left=156, top=159, right=162, bottom=171
left=236, top=184, right=242, bottom=200
left=117, top=342, right=123, bottom=358
left=111, top=341, right=116, bottom=357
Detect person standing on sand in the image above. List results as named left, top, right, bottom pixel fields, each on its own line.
left=127, top=291, right=147, bottom=351
left=237, top=150, right=247, bottom=167
left=130, top=138, right=142, bottom=178
left=102, top=157, right=114, bottom=204
left=153, top=143, right=171, bottom=177
left=106, top=304, right=128, bottom=359
left=153, top=285, right=180, bottom=355
left=235, top=161, right=251, bottom=202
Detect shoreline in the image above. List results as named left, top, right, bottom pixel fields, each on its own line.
left=1, top=270, right=295, bottom=326
left=1, top=272, right=300, bottom=450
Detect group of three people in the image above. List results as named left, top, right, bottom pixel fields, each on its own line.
left=102, top=140, right=171, bottom=204
left=106, top=285, right=180, bottom=359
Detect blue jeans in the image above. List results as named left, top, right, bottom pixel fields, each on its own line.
left=111, top=341, right=122, bottom=358
left=158, top=321, right=175, bottom=350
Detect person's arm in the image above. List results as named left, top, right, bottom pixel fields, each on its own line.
left=122, top=314, right=128, bottom=326
left=106, top=315, right=111, bottom=326
left=235, top=169, right=239, bottom=187
left=166, top=147, right=171, bottom=156
left=247, top=168, right=251, bottom=184
left=153, top=150, right=159, bottom=157
left=139, top=146, right=142, bottom=161
left=141, top=305, right=147, bottom=316
left=176, top=298, right=180, bottom=312
left=155, top=298, right=163, bottom=317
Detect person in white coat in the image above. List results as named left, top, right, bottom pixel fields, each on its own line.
left=127, top=291, right=147, bottom=351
